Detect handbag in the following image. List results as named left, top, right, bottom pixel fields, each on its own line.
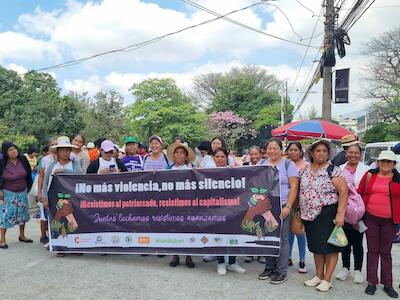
left=290, top=208, right=304, bottom=235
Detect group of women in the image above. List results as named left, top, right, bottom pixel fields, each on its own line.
left=0, top=133, right=399, bottom=298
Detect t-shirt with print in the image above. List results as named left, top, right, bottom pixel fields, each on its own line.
left=142, top=154, right=170, bottom=171
left=258, top=158, right=298, bottom=205
left=122, top=155, right=143, bottom=171
left=98, top=157, right=118, bottom=174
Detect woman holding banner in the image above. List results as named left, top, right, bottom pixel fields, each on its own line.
left=166, top=142, right=196, bottom=268
left=257, top=138, right=299, bottom=284
left=299, top=139, right=348, bottom=292
left=41, top=136, right=83, bottom=257
left=212, top=148, right=247, bottom=276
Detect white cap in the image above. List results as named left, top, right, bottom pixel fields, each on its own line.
left=377, top=150, right=396, bottom=162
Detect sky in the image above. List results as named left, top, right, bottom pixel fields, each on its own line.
left=0, top=0, right=399, bottom=119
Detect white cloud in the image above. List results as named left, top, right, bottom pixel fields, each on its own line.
left=0, top=31, right=61, bottom=64
left=17, top=7, right=60, bottom=35
left=6, top=63, right=28, bottom=75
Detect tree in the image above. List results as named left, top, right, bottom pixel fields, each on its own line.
left=363, top=122, right=400, bottom=143
left=79, top=90, right=130, bottom=145
left=298, top=106, right=319, bottom=120
left=208, top=111, right=257, bottom=150
left=0, top=121, right=37, bottom=150
left=192, top=65, right=294, bottom=150
left=0, top=69, right=85, bottom=145
left=361, top=27, right=400, bottom=122
left=129, top=78, right=208, bottom=146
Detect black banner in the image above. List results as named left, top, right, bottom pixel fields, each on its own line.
left=48, top=166, right=282, bottom=256
left=335, top=68, right=350, bottom=103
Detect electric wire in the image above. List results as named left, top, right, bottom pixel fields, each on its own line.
left=26, top=1, right=319, bottom=74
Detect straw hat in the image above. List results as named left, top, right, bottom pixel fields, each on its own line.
left=50, top=136, right=78, bottom=150
left=305, top=139, right=337, bottom=161
left=341, top=134, right=361, bottom=147
left=167, top=142, right=196, bottom=164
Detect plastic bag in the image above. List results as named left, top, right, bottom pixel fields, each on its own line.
left=327, top=225, right=348, bottom=247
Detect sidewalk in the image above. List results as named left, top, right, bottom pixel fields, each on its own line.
left=0, top=219, right=399, bottom=300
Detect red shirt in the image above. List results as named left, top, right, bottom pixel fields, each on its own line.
left=367, top=175, right=392, bottom=218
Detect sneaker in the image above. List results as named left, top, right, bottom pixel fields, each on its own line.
left=336, top=267, right=349, bottom=281
left=258, top=256, right=266, bottom=263
left=298, top=261, right=308, bottom=274
left=40, top=236, right=49, bottom=244
left=270, top=272, right=288, bottom=284
left=315, top=280, right=333, bottom=292
left=365, top=284, right=376, bottom=295
left=383, top=287, right=399, bottom=298
left=288, top=258, right=293, bottom=266
left=304, top=276, right=322, bottom=287
left=217, top=263, right=226, bottom=275
left=258, top=269, right=276, bottom=280
left=227, top=263, right=246, bottom=274
left=353, top=270, right=364, bottom=284
left=203, top=256, right=217, bottom=262
left=245, top=256, right=254, bottom=263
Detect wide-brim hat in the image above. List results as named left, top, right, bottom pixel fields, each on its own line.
left=305, top=139, right=337, bottom=161
left=341, top=134, right=361, bottom=147
left=167, top=142, right=196, bottom=164
left=50, top=136, right=78, bottom=150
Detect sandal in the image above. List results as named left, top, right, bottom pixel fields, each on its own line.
left=19, top=237, right=33, bottom=243
left=185, top=256, right=195, bottom=268
left=56, top=253, right=65, bottom=257
left=0, top=244, right=8, bottom=249
left=169, top=256, right=180, bottom=267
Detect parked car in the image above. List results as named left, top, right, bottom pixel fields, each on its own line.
left=363, top=141, right=400, bottom=171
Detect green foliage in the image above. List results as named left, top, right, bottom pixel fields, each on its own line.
left=79, top=90, right=130, bottom=145
left=363, top=122, right=400, bottom=143
left=129, top=78, right=208, bottom=146
left=0, top=121, right=37, bottom=150
left=0, top=68, right=85, bottom=145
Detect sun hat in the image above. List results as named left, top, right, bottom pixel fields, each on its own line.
left=305, top=139, right=337, bottom=161
left=167, top=142, right=196, bottom=164
left=341, top=134, right=361, bottom=147
left=100, top=140, right=115, bottom=152
left=87, top=142, right=95, bottom=149
left=377, top=150, right=396, bottom=162
left=124, top=136, right=138, bottom=144
left=50, top=136, right=78, bottom=150
left=149, top=135, right=163, bottom=145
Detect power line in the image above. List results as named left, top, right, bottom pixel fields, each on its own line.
left=293, top=0, right=375, bottom=114
left=295, top=0, right=317, bottom=16
left=25, top=2, right=262, bottom=73
left=180, top=0, right=311, bottom=43
left=290, top=4, right=323, bottom=93
left=26, top=1, right=319, bottom=74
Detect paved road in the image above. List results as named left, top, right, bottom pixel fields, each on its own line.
left=0, top=219, right=399, bottom=300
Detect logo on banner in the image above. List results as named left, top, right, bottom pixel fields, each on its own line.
left=189, top=237, right=196, bottom=243
left=201, top=236, right=209, bottom=244
left=111, top=235, right=120, bottom=244
left=155, top=238, right=184, bottom=244
left=96, top=236, right=102, bottom=243
left=228, top=238, right=239, bottom=245
left=125, top=236, right=133, bottom=244
left=214, top=237, right=223, bottom=244
left=138, top=236, right=150, bottom=244
left=74, top=237, right=80, bottom=244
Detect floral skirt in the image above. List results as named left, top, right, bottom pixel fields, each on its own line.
left=0, top=189, right=30, bottom=229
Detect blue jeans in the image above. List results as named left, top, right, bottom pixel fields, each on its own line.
left=265, top=213, right=292, bottom=276
left=288, top=231, right=306, bottom=262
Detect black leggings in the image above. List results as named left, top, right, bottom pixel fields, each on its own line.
left=342, top=224, right=364, bottom=271
left=218, top=256, right=236, bottom=264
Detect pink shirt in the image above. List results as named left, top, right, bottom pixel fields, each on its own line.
left=294, top=159, right=309, bottom=172
left=367, top=175, right=392, bottom=218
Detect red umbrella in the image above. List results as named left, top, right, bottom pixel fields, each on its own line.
left=272, top=119, right=353, bottom=141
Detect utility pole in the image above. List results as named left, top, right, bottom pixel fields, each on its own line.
left=322, top=0, right=335, bottom=120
